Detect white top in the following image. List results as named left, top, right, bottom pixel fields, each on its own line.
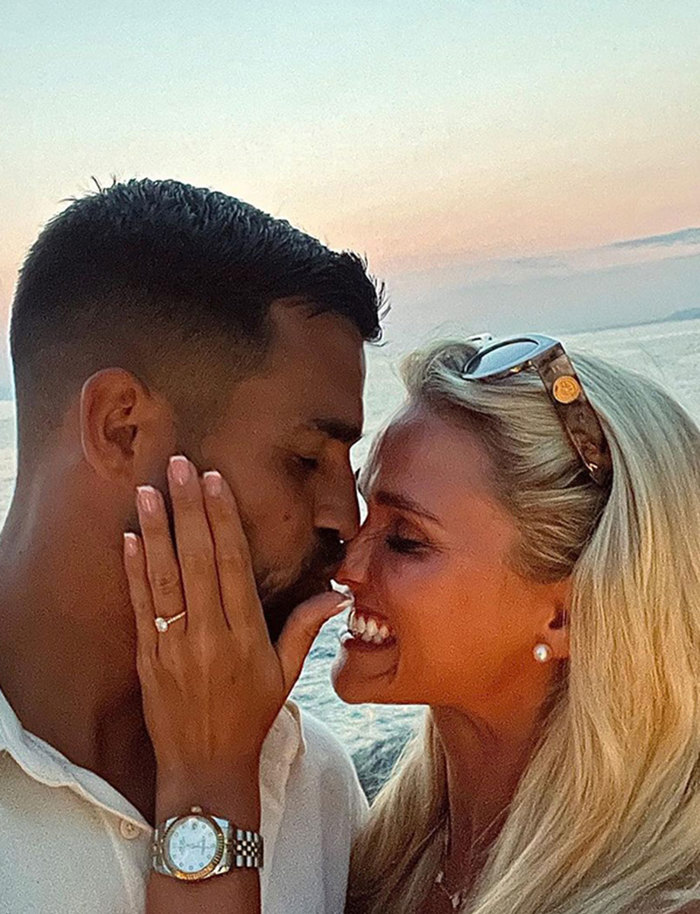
left=0, top=686, right=367, bottom=914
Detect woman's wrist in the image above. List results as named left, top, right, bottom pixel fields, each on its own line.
left=155, top=756, right=262, bottom=829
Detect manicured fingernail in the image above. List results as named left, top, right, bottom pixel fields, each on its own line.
left=323, top=599, right=353, bottom=622
left=137, top=486, right=158, bottom=515
left=203, top=471, right=222, bottom=497
left=169, top=455, right=191, bottom=486
left=123, top=532, right=139, bottom=557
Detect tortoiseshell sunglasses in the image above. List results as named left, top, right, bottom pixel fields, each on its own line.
left=461, top=333, right=613, bottom=486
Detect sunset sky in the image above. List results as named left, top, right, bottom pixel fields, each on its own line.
left=2, top=0, right=699, bottom=391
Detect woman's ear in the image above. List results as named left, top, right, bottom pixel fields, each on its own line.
left=544, top=577, right=571, bottom=661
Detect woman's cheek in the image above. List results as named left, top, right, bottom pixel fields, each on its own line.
left=391, top=568, right=448, bottom=647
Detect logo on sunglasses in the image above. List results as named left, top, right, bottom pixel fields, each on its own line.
left=552, top=376, right=582, bottom=404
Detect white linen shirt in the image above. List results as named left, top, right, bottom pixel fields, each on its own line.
left=0, top=686, right=367, bottom=914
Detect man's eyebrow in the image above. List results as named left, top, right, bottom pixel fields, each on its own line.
left=311, top=418, right=363, bottom=445
left=373, top=490, right=442, bottom=526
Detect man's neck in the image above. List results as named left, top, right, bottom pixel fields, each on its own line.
left=0, top=482, right=157, bottom=821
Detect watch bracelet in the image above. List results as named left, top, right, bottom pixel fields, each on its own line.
left=232, top=827, right=264, bottom=869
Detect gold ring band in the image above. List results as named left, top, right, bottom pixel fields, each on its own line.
left=154, top=611, right=187, bottom=633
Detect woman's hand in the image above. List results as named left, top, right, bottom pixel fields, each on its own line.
left=122, top=454, right=349, bottom=790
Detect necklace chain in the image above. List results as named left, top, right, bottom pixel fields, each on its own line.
left=433, top=823, right=468, bottom=911
left=434, top=868, right=467, bottom=910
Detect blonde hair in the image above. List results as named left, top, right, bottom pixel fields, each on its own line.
left=348, top=339, right=700, bottom=914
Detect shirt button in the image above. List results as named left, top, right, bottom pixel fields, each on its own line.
left=120, top=819, right=141, bottom=840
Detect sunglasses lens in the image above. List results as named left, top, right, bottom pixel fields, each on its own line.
left=466, top=339, right=541, bottom=377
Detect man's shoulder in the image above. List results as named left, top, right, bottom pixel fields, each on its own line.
left=297, top=708, right=356, bottom=773
left=293, top=707, right=369, bottom=824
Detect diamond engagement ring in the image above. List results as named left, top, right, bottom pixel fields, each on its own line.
left=154, top=611, right=187, bottom=633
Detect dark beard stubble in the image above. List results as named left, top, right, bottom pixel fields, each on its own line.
left=257, top=529, right=346, bottom=643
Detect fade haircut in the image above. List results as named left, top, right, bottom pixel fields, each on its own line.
left=10, top=178, right=383, bottom=461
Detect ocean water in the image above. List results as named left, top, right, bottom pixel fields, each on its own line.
left=1, top=318, right=699, bottom=757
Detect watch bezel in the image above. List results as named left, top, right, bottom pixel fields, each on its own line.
left=162, top=813, right=227, bottom=881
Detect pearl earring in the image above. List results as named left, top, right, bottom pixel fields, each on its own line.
left=533, top=643, right=553, bottom=663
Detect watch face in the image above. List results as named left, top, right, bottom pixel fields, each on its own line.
left=164, top=815, right=224, bottom=879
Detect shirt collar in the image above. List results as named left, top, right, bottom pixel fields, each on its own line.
left=0, top=685, right=153, bottom=830
left=0, top=684, right=306, bottom=836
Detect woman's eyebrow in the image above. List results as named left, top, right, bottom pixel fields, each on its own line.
left=373, top=489, right=443, bottom=526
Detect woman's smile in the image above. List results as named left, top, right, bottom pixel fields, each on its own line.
left=333, top=600, right=401, bottom=688
left=346, top=606, right=396, bottom=646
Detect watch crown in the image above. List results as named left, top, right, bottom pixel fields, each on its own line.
left=190, top=805, right=203, bottom=814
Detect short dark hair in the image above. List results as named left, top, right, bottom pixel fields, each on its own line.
left=11, top=178, right=384, bottom=457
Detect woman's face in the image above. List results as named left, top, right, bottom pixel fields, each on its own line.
left=332, top=404, right=568, bottom=717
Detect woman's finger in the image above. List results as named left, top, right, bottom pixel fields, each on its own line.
left=167, top=456, right=229, bottom=637
left=136, top=485, right=187, bottom=634
left=201, top=469, right=268, bottom=641
left=276, top=592, right=353, bottom=694
left=123, top=531, right=158, bottom=664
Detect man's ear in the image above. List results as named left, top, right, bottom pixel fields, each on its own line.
left=80, top=368, right=172, bottom=482
left=544, top=577, right=571, bottom=661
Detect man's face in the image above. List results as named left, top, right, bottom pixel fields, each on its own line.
left=199, top=301, right=366, bottom=640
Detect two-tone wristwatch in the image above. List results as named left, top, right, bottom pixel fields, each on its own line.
left=152, top=806, right=264, bottom=881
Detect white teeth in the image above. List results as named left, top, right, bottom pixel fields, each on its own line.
left=347, top=612, right=395, bottom=645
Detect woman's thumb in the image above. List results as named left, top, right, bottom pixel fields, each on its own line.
left=276, top=592, right=353, bottom=693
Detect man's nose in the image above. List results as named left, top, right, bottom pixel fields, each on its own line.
left=314, top=466, right=360, bottom=543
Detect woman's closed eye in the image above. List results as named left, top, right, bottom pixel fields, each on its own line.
left=385, top=531, right=431, bottom=555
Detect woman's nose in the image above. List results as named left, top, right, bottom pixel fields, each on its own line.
left=335, top=530, right=371, bottom=587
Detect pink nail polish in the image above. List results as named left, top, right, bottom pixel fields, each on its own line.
left=203, top=471, right=222, bottom=496
left=137, top=486, right=158, bottom=514
left=123, top=532, right=139, bottom=557
left=169, top=456, right=191, bottom=486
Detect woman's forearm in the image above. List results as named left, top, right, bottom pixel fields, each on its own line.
left=123, top=459, right=347, bottom=914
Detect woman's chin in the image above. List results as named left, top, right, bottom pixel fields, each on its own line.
left=331, top=632, right=401, bottom=703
